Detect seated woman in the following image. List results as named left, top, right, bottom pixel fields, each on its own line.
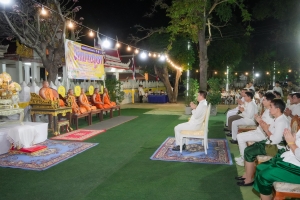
left=92, top=88, right=104, bottom=109
left=67, top=89, right=88, bottom=114
left=253, top=128, right=300, bottom=200
left=103, top=88, right=116, bottom=108
left=79, top=88, right=97, bottom=111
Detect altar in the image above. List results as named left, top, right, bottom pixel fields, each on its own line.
left=147, top=95, right=169, bottom=103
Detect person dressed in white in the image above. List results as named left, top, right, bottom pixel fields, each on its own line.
left=273, top=81, right=283, bottom=97
left=284, top=92, right=300, bottom=122
left=286, top=93, right=293, bottom=108
left=172, top=90, right=208, bottom=151
left=248, top=82, right=255, bottom=91
left=229, top=91, right=258, bottom=144
left=235, top=92, right=276, bottom=166
left=138, top=85, right=145, bottom=103
left=235, top=99, right=290, bottom=187
left=225, top=88, right=247, bottom=127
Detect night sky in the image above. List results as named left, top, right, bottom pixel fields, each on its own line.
left=78, top=0, right=169, bottom=47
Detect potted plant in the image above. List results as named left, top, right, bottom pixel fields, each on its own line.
left=207, top=78, right=221, bottom=116
left=183, top=78, right=199, bottom=115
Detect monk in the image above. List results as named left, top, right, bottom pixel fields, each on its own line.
left=39, top=81, right=65, bottom=107
left=92, top=88, right=104, bottom=109
left=103, top=88, right=116, bottom=108
left=79, top=88, right=97, bottom=111
left=67, top=89, right=88, bottom=114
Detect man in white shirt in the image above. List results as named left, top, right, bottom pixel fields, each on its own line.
left=273, top=81, right=283, bottom=97
left=225, top=88, right=247, bottom=128
left=236, top=99, right=290, bottom=186
left=248, top=81, right=255, bottom=91
left=235, top=92, right=276, bottom=166
left=172, top=90, right=208, bottom=151
left=138, top=85, right=145, bottom=103
left=284, top=92, right=300, bottom=122
left=229, top=91, right=258, bottom=144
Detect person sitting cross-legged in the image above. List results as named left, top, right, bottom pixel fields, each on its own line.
left=172, top=90, right=208, bottom=151
left=253, top=128, right=300, bottom=200
left=235, top=99, right=290, bottom=186
left=92, top=88, right=104, bottom=109
left=79, top=88, right=97, bottom=112
left=228, top=91, right=258, bottom=144
left=235, top=92, right=276, bottom=166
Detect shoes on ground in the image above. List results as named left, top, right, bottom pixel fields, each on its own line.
left=236, top=159, right=244, bottom=166
left=224, top=128, right=230, bottom=131
left=237, top=181, right=254, bottom=186
left=230, top=139, right=238, bottom=144
left=172, top=144, right=186, bottom=151
left=235, top=176, right=245, bottom=181
left=235, top=156, right=244, bottom=162
left=226, top=133, right=232, bottom=137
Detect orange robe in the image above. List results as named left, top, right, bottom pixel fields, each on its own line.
left=41, top=87, right=65, bottom=107
left=103, top=93, right=116, bottom=108
left=79, top=93, right=96, bottom=111
left=69, top=95, right=87, bottom=114
left=93, top=94, right=104, bottom=109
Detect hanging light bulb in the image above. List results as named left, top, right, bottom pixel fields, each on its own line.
left=89, top=30, right=94, bottom=37
left=148, top=52, right=152, bottom=57
left=127, top=46, right=131, bottom=51
left=153, top=53, right=157, bottom=57
left=135, top=49, right=139, bottom=54
left=68, top=21, right=74, bottom=29
left=158, top=54, right=161, bottom=57
left=102, top=38, right=111, bottom=48
left=116, top=42, right=121, bottom=48
left=159, top=55, right=166, bottom=61
left=41, top=7, right=47, bottom=15
left=140, top=51, right=147, bottom=59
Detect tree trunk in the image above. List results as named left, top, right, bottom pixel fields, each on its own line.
left=45, top=63, right=58, bottom=84
left=198, top=23, right=208, bottom=90
left=154, top=65, right=181, bottom=103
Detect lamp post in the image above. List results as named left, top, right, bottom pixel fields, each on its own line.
left=226, top=66, right=229, bottom=91
left=187, top=41, right=190, bottom=96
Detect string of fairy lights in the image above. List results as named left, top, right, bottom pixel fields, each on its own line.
left=16, top=0, right=183, bottom=72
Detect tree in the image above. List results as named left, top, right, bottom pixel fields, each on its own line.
left=0, top=0, right=83, bottom=83
left=151, top=0, right=251, bottom=90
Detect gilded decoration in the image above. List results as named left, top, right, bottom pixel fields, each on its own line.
left=29, top=93, right=60, bottom=109
left=16, top=41, right=33, bottom=58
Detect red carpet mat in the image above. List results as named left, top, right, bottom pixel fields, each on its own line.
left=51, top=129, right=106, bottom=141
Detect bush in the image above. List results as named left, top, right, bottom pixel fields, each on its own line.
left=183, top=78, right=199, bottom=106
left=105, top=79, right=125, bottom=104
left=207, top=78, right=221, bottom=105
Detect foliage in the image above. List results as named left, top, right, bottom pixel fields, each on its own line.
left=105, top=79, right=125, bottom=104
left=0, top=0, right=83, bottom=83
left=183, top=78, right=199, bottom=106
left=207, top=78, right=221, bottom=105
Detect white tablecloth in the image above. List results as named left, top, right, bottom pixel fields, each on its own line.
left=6, top=125, right=38, bottom=148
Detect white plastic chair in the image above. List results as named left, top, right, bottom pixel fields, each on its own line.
left=179, top=103, right=211, bottom=154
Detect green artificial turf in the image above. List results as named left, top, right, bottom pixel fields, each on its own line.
left=0, top=108, right=244, bottom=200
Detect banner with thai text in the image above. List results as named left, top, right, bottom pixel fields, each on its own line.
left=65, top=39, right=105, bottom=80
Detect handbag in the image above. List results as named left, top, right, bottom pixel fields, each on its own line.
left=264, top=139, right=278, bottom=157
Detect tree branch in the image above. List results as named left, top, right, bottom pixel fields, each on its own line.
left=128, top=25, right=165, bottom=44
left=208, top=0, right=229, bottom=15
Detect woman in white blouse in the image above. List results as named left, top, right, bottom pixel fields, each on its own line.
left=253, top=128, right=300, bottom=200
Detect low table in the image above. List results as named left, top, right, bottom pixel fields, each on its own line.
left=148, top=95, right=169, bottom=103
left=30, top=107, right=72, bottom=135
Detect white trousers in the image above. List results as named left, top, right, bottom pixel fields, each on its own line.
left=232, top=118, right=256, bottom=140
left=226, top=107, right=238, bottom=126
left=236, top=130, right=266, bottom=157
left=174, top=122, right=200, bottom=145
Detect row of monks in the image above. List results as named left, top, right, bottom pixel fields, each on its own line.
left=39, top=81, right=116, bottom=114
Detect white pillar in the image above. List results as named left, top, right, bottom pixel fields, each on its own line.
left=24, top=64, right=30, bottom=84
left=62, top=66, right=69, bottom=90
left=36, top=66, right=40, bottom=82
left=2, top=63, right=6, bottom=72
left=115, top=72, right=119, bottom=80
left=16, top=61, right=23, bottom=83
left=32, top=62, right=38, bottom=82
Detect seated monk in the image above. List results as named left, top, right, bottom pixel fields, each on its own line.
left=39, top=81, right=65, bottom=107
left=103, top=88, right=116, bottom=108
left=79, top=88, right=96, bottom=111
left=67, top=89, right=88, bottom=114
left=92, top=88, right=104, bottom=109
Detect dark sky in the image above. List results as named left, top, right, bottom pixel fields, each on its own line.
left=78, top=0, right=169, bottom=47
